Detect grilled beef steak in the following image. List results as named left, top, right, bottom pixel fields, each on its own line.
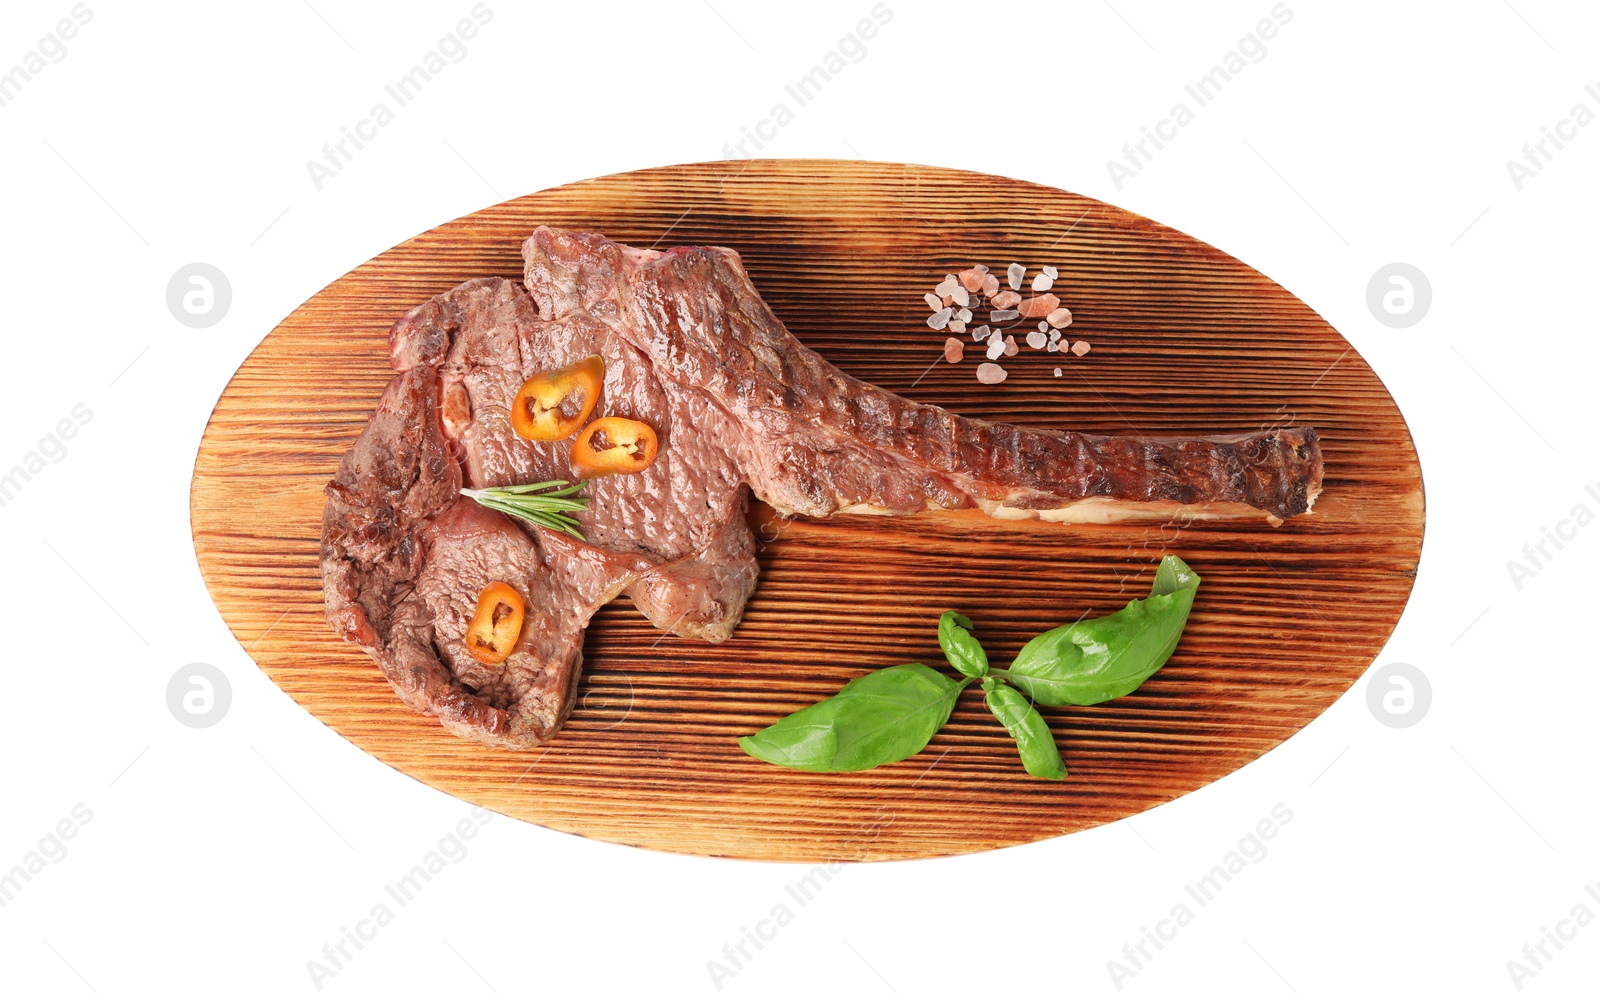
left=322, top=228, right=1324, bottom=749
left=522, top=227, right=1322, bottom=524
left=389, top=276, right=760, bottom=644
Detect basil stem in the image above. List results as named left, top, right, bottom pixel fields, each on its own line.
left=937, top=610, right=989, bottom=678
left=737, top=664, right=970, bottom=772
left=997, top=555, right=1201, bottom=706
left=983, top=680, right=1068, bottom=780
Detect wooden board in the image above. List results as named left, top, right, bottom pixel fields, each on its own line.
left=190, top=160, right=1422, bottom=862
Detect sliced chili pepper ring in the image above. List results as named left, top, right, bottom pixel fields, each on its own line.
left=509, top=354, right=605, bottom=442
left=465, top=581, right=526, bottom=665
left=571, top=416, right=660, bottom=478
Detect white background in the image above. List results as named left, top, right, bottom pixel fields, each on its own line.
left=2, top=1, right=1596, bottom=990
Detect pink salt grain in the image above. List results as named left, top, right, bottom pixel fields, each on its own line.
left=991, top=289, right=1022, bottom=310
left=977, top=362, right=1008, bottom=385
left=958, top=267, right=987, bottom=293
left=1018, top=293, right=1059, bottom=319
left=944, top=337, right=964, bottom=363
left=1070, top=340, right=1091, bottom=356
left=1046, top=307, right=1072, bottom=328
left=981, top=273, right=1001, bottom=296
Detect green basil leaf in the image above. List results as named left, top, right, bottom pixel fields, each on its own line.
left=984, top=683, right=1067, bottom=780
left=937, top=610, right=989, bottom=678
left=738, top=664, right=967, bottom=772
left=1003, top=555, right=1201, bottom=706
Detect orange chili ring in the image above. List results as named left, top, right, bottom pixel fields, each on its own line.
left=464, top=581, right=525, bottom=665
left=570, top=417, right=660, bottom=478
left=509, top=355, right=605, bottom=442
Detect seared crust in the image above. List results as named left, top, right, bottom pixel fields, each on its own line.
left=322, top=367, right=459, bottom=653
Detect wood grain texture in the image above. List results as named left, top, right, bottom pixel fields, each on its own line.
left=190, top=160, right=1423, bottom=862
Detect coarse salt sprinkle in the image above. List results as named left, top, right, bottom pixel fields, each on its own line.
left=918, top=260, right=1089, bottom=383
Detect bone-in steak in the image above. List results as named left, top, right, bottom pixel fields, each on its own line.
left=321, top=229, right=1324, bottom=749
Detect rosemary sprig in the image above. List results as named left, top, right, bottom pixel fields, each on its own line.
left=460, top=480, right=589, bottom=539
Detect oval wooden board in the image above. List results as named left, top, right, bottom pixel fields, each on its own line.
left=191, top=160, right=1422, bottom=862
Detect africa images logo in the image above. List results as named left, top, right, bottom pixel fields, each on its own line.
left=304, top=5, right=495, bottom=191
left=1105, top=4, right=1294, bottom=190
